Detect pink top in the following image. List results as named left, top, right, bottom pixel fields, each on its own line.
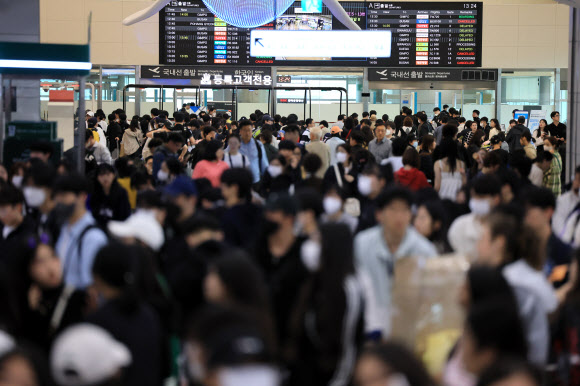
left=192, top=160, right=230, bottom=187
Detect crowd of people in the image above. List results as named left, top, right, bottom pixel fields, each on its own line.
left=0, top=101, right=577, bottom=386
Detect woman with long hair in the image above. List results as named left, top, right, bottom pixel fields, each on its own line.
left=434, top=138, right=466, bottom=201
left=122, top=118, right=144, bottom=159
left=488, top=119, right=501, bottom=139
left=286, top=223, right=364, bottom=386
left=542, top=136, right=562, bottom=196
left=533, top=119, right=549, bottom=150
left=191, top=140, right=229, bottom=188
left=418, top=134, right=436, bottom=184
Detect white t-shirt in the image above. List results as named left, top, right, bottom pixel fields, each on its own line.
left=225, top=152, right=250, bottom=169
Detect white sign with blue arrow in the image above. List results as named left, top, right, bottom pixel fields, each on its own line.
left=249, top=30, right=392, bottom=58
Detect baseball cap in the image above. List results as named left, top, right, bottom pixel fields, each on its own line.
left=85, top=111, right=94, bottom=117
left=108, top=212, right=165, bottom=251
left=331, top=126, right=342, bottom=134
left=51, top=324, right=132, bottom=386
left=164, top=175, right=198, bottom=197
left=263, top=115, right=273, bottom=122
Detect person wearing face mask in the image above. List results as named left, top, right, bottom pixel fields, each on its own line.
left=9, top=162, right=26, bottom=189
left=448, top=174, right=502, bottom=259
left=354, top=186, right=437, bottom=339
left=368, top=123, right=392, bottom=164
left=286, top=224, right=364, bottom=386
left=53, top=173, right=108, bottom=289
left=552, top=166, right=580, bottom=235
left=323, top=144, right=357, bottom=198
left=259, top=155, right=293, bottom=198
left=22, top=161, right=60, bottom=241
left=356, top=164, right=387, bottom=233
left=320, top=187, right=358, bottom=233
left=326, top=126, right=345, bottom=165
left=152, top=132, right=185, bottom=185
left=254, top=194, right=308, bottom=344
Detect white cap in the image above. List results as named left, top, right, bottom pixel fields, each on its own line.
left=86, top=111, right=94, bottom=117
left=108, top=212, right=165, bottom=251
left=51, top=324, right=131, bottom=386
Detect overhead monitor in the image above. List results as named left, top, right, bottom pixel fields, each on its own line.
left=159, top=1, right=482, bottom=67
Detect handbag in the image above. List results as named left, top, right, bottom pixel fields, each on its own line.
left=334, top=164, right=361, bottom=217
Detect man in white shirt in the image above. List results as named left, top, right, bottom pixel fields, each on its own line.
left=335, top=114, right=346, bottom=130
left=449, top=174, right=502, bottom=259
left=553, top=166, right=580, bottom=235
left=354, top=186, right=437, bottom=338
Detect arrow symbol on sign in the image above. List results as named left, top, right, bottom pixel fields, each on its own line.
left=254, top=38, right=264, bottom=47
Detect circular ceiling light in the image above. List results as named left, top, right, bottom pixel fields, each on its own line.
left=201, top=0, right=294, bottom=28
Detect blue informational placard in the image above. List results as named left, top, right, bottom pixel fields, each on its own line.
left=302, top=0, right=322, bottom=12
left=514, top=110, right=529, bottom=127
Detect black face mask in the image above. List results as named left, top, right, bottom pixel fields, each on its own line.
left=262, top=219, right=281, bottom=236
left=52, top=203, right=76, bottom=224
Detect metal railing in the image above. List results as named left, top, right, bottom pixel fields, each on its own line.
left=122, top=84, right=348, bottom=120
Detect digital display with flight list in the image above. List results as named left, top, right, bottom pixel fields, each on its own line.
left=159, top=1, right=482, bottom=67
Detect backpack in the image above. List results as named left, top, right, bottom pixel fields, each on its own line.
left=63, top=224, right=107, bottom=281
left=254, top=138, right=264, bottom=176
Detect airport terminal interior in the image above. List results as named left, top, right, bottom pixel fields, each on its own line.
left=1, top=0, right=580, bottom=385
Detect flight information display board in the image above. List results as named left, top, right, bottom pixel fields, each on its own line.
left=159, top=1, right=482, bottom=67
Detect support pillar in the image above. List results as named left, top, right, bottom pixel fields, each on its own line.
left=567, top=7, right=580, bottom=184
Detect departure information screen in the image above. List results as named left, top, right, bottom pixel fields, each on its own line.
left=159, top=1, right=482, bottom=67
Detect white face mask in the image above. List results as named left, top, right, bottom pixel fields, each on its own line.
left=157, top=169, right=169, bottom=182
left=469, top=198, right=491, bottom=216
left=23, top=187, right=46, bottom=208
left=268, top=165, right=283, bottom=178
left=336, top=152, right=348, bottom=164
left=357, top=175, right=373, bottom=197
left=544, top=145, right=553, bottom=152
left=11, top=175, right=23, bottom=188
left=386, top=129, right=392, bottom=136
left=413, top=141, right=418, bottom=148
left=323, top=196, right=342, bottom=215
left=301, top=239, right=321, bottom=272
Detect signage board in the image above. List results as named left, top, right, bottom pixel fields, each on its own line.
left=160, top=1, right=482, bottom=67
left=141, top=66, right=272, bottom=86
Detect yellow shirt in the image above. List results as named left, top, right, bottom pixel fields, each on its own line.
left=117, top=177, right=137, bottom=210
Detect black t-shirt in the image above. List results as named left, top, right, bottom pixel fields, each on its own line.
left=547, top=122, right=567, bottom=140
